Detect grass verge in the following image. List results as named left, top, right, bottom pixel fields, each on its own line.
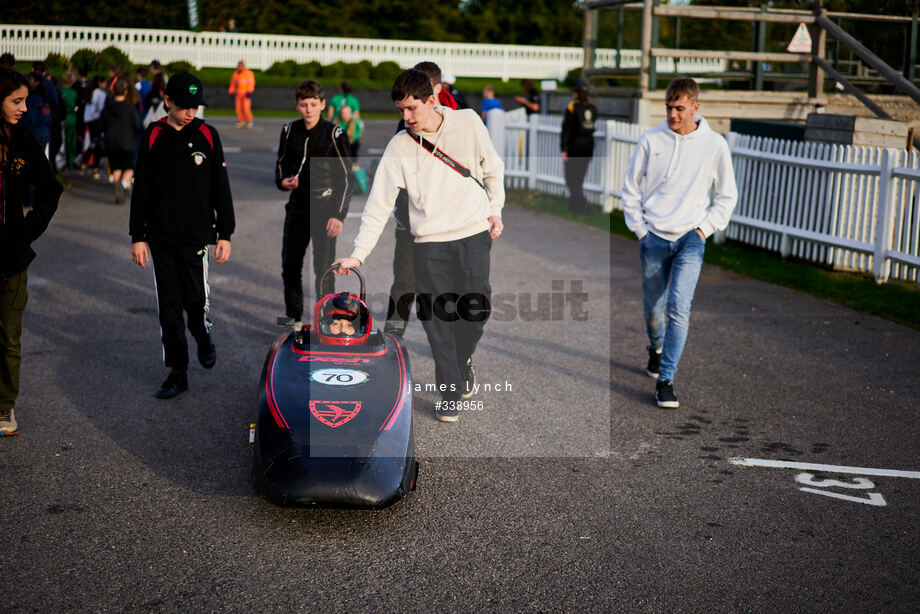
left=507, top=188, right=920, bottom=331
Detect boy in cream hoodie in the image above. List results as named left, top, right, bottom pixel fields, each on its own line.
left=333, top=69, right=504, bottom=422
left=621, top=77, right=737, bottom=409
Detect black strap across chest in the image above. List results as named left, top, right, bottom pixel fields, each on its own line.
left=405, top=127, right=486, bottom=193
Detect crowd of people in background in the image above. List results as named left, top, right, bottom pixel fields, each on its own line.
left=0, top=52, right=171, bottom=204
left=0, top=50, right=558, bottom=209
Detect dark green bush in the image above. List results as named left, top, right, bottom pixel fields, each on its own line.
left=70, top=48, right=98, bottom=75
left=320, top=61, right=346, bottom=78
left=165, top=60, right=194, bottom=74
left=563, top=67, right=582, bottom=87
left=266, top=59, right=299, bottom=77
left=372, top=61, right=401, bottom=82
left=301, top=61, right=322, bottom=77
left=350, top=60, right=373, bottom=80
left=43, top=52, right=71, bottom=75
left=96, top=45, right=132, bottom=74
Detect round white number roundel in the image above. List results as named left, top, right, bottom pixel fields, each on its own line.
left=309, top=368, right=368, bottom=386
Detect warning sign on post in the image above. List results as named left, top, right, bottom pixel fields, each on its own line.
left=787, top=23, right=813, bottom=53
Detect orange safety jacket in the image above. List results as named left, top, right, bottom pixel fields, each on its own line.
left=228, top=69, right=256, bottom=95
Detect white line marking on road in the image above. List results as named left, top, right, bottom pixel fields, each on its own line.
left=730, top=458, right=920, bottom=479
left=798, top=487, right=887, bottom=506
left=223, top=147, right=242, bottom=153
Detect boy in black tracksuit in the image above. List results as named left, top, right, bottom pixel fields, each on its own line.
left=275, top=80, right=351, bottom=328
left=129, top=72, right=235, bottom=399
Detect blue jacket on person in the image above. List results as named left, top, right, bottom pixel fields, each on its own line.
left=23, top=89, right=53, bottom=149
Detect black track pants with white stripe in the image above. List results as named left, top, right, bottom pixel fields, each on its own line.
left=149, top=242, right=212, bottom=372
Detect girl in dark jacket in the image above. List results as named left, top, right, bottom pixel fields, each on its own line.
left=0, top=67, right=62, bottom=436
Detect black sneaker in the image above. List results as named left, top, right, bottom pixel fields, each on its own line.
left=198, top=337, right=216, bottom=369
left=383, top=320, right=406, bottom=338
left=646, top=346, right=661, bottom=379
left=460, top=358, right=475, bottom=399
left=155, top=371, right=188, bottom=399
left=655, top=380, right=679, bottom=409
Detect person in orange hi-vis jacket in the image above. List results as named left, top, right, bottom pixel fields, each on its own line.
left=228, top=60, right=255, bottom=129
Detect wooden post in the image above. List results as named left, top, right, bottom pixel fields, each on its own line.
left=907, top=13, right=918, bottom=82
left=639, top=0, right=654, bottom=95
left=583, top=5, right=598, bottom=82
left=809, top=7, right=827, bottom=98
left=753, top=6, right=767, bottom=91
left=616, top=6, right=624, bottom=69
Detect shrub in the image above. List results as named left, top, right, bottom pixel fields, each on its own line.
left=70, top=48, right=98, bottom=75
left=165, top=60, right=194, bottom=74
left=266, top=59, right=299, bottom=77
left=349, top=60, right=373, bottom=80
left=372, top=61, right=401, bottom=82
left=320, top=61, right=346, bottom=78
left=301, top=61, right=322, bottom=77
left=564, top=67, right=582, bottom=88
left=43, top=52, right=71, bottom=75
left=96, top=45, right=132, bottom=75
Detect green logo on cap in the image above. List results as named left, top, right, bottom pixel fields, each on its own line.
left=189, top=84, right=198, bottom=95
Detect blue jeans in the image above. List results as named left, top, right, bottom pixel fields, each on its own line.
left=640, top=230, right=706, bottom=383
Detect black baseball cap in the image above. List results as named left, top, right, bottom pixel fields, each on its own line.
left=166, top=72, right=208, bottom=108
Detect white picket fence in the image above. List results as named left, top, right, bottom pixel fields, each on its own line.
left=0, top=24, right=725, bottom=80
left=494, top=108, right=646, bottom=214
left=494, top=110, right=920, bottom=283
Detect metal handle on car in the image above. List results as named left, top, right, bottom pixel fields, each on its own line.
left=319, top=265, right=365, bottom=302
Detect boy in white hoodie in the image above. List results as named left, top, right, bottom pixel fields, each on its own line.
left=333, top=69, right=504, bottom=422
left=621, top=77, right=737, bottom=409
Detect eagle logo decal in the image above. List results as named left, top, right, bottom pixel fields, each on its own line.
left=309, top=400, right=362, bottom=428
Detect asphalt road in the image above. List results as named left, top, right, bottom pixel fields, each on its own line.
left=1, top=116, right=918, bottom=613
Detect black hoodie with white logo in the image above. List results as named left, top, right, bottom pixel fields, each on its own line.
left=130, top=117, right=235, bottom=245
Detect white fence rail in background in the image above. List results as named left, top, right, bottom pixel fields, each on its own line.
left=492, top=108, right=645, bottom=214
left=495, top=113, right=920, bottom=283
left=0, top=24, right=726, bottom=80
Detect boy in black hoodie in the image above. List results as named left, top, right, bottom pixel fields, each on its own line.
left=274, top=80, right=351, bottom=330
left=129, top=72, right=235, bottom=399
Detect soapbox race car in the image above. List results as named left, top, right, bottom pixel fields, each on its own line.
left=251, top=267, right=417, bottom=508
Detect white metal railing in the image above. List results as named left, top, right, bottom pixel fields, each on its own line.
left=0, top=24, right=726, bottom=80
left=495, top=114, right=920, bottom=283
